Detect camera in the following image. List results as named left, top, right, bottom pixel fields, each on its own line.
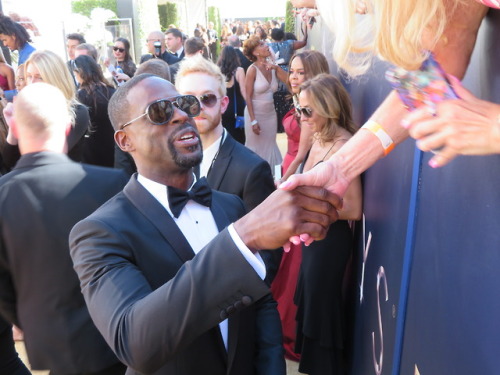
left=153, top=41, right=161, bottom=57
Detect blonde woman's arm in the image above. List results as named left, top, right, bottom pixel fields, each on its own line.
left=282, top=2, right=488, bottom=195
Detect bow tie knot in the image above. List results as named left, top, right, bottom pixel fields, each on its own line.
left=167, top=177, right=212, bottom=218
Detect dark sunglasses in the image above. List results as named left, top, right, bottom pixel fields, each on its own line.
left=120, top=95, right=201, bottom=129
left=295, top=105, right=313, bottom=118
left=113, top=46, right=125, bottom=53
left=198, top=93, right=220, bottom=108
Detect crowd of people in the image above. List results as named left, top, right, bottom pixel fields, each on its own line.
left=0, top=1, right=498, bottom=374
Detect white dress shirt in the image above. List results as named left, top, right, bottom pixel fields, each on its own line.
left=199, top=129, right=225, bottom=178
left=137, top=173, right=266, bottom=349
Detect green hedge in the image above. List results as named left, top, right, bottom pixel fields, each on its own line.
left=285, top=1, right=295, bottom=33
left=207, top=6, right=221, bottom=60
left=72, top=0, right=117, bottom=17
left=158, top=3, right=179, bottom=31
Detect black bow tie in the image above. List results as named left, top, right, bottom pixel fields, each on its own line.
left=167, top=177, right=212, bottom=218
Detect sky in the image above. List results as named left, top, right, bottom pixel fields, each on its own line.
left=208, top=0, right=287, bottom=19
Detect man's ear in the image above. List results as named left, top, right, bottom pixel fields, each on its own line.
left=114, top=130, right=134, bottom=152
left=220, top=95, right=230, bottom=115
left=10, top=117, right=19, bottom=139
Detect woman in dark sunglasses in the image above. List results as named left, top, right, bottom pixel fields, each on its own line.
left=110, top=37, right=136, bottom=83
left=293, top=73, right=362, bottom=375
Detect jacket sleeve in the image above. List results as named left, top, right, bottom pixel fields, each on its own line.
left=69, top=221, right=270, bottom=374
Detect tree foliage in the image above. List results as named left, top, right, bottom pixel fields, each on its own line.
left=158, top=3, right=179, bottom=31
left=207, top=6, right=221, bottom=60
left=285, top=1, right=296, bottom=33
left=72, top=0, right=117, bottom=17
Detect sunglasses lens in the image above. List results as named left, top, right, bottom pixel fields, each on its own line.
left=113, top=47, right=124, bottom=52
left=147, top=96, right=201, bottom=125
left=199, top=94, right=218, bottom=108
left=176, top=95, right=201, bottom=117
left=147, top=100, right=175, bottom=125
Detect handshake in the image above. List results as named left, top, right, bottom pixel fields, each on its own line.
left=233, top=186, right=341, bottom=252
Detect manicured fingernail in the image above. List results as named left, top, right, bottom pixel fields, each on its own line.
left=279, top=181, right=291, bottom=189
left=299, top=234, right=309, bottom=242
left=429, top=159, right=439, bottom=168
left=283, top=243, right=291, bottom=253
left=401, top=119, right=410, bottom=129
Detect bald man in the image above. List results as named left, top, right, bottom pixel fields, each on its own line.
left=0, top=83, right=128, bottom=374
left=140, top=30, right=180, bottom=65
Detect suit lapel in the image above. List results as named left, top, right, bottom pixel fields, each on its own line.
left=123, top=176, right=195, bottom=263
left=206, top=133, right=235, bottom=190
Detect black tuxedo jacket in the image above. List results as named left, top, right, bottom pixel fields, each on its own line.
left=207, top=133, right=281, bottom=283
left=207, top=132, right=275, bottom=212
left=69, top=176, right=285, bottom=375
left=0, top=152, right=128, bottom=373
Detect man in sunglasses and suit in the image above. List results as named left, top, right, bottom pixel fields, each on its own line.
left=175, top=56, right=281, bottom=283
left=69, top=73, right=341, bottom=375
left=0, top=83, right=128, bottom=374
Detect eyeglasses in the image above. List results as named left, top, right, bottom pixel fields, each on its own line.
left=120, top=95, right=201, bottom=130
left=198, top=93, right=220, bottom=108
left=146, top=39, right=161, bottom=42
left=295, top=105, right=313, bottom=118
left=113, top=46, right=125, bottom=53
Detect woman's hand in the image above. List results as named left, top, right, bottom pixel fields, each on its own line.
left=251, top=122, right=261, bottom=135
left=402, top=76, right=500, bottom=167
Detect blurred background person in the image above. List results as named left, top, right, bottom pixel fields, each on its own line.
left=254, top=26, right=268, bottom=42
left=228, top=35, right=252, bottom=72
left=218, top=45, right=247, bottom=144
left=140, top=30, right=180, bottom=65
left=65, top=33, right=86, bottom=87
left=74, top=55, right=116, bottom=167
left=294, top=73, right=362, bottom=375
left=14, top=63, right=25, bottom=92
left=0, top=14, right=35, bottom=65
left=243, top=36, right=282, bottom=174
left=75, top=43, right=98, bottom=61
left=0, top=48, right=14, bottom=91
left=269, top=50, right=330, bottom=368
left=110, top=37, right=136, bottom=82
left=1, top=50, right=90, bottom=171
left=269, top=27, right=309, bottom=133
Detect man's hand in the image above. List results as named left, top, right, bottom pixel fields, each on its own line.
left=233, top=186, right=342, bottom=251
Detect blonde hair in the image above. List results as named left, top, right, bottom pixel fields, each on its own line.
left=25, top=50, right=77, bottom=103
left=300, top=73, right=357, bottom=142
left=316, top=0, right=448, bottom=76
left=175, top=55, right=227, bottom=97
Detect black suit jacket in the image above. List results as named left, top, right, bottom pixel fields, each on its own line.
left=140, top=51, right=180, bottom=65
left=0, top=152, right=128, bottom=373
left=207, top=133, right=281, bottom=283
left=69, top=175, right=285, bottom=375
left=207, top=132, right=275, bottom=212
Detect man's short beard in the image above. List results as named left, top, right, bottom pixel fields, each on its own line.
left=168, top=133, right=203, bottom=170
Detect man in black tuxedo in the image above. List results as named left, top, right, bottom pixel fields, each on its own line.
left=69, top=74, right=341, bottom=374
left=140, top=30, right=180, bottom=66
left=165, top=28, right=185, bottom=60
left=175, top=56, right=281, bottom=282
left=66, top=32, right=86, bottom=87
left=0, top=83, right=128, bottom=374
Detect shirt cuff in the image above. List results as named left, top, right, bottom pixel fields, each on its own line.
left=228, top=224, right=266, bottom=280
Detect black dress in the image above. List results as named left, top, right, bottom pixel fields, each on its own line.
left=294, top=153, right=353, bottom=375
left=78, top=85, right=116, bottom=167
left=222, top=76, right=246, bottom=145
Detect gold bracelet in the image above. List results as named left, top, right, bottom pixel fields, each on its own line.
left=361, top=120, right=395, bottom=156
